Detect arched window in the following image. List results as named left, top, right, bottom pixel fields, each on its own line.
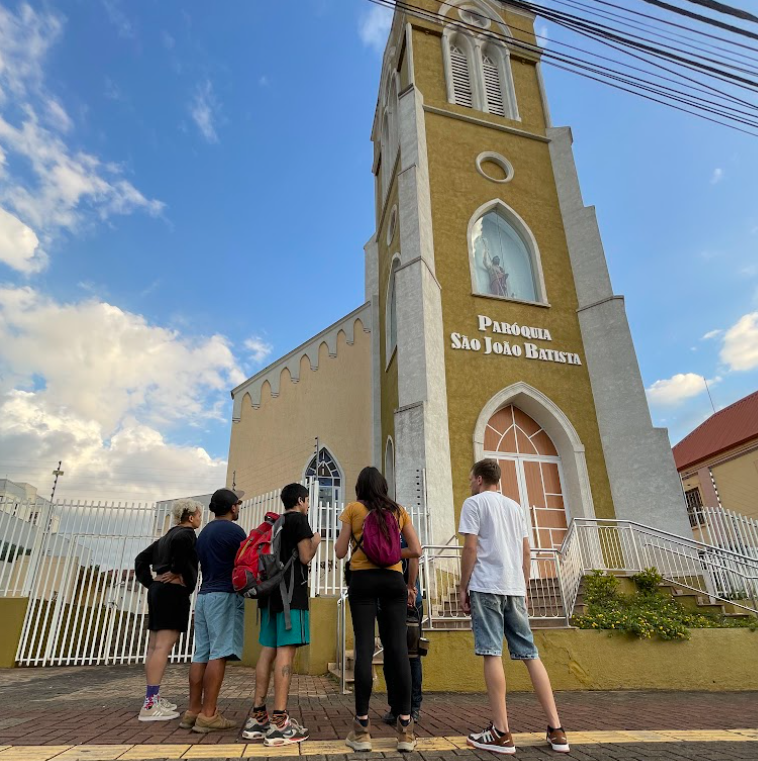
left=385, top=438, right=396, bottom=500
left=450, top=42, right=474, bottom=108
left=469, top=202, right=544, bottom=303
left=388, top=75, right=399, bottom=169
left=386, top=256, right=400, bottom=362
left=305, top=447, right=342, bottom=506
left=380, top=112, right=391, bottom=198
left=482, top=50, right=504, bottom=116
left=481, top=44, right=518, bottom=119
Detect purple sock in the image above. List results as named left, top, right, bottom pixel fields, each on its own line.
left=145, top=685, right=160, bottom=706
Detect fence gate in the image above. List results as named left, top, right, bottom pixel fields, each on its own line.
left=6, top=500, right=192, bottom=666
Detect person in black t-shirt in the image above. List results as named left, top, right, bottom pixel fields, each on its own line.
left=241, top=483, right=321, bottom=747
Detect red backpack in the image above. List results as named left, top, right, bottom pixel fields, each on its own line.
left=232, top=512, right=298, bottom=629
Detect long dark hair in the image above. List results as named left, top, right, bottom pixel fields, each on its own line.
left=355, top=466, right=401, bottom=541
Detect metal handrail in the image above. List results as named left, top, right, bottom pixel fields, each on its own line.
left=575, top=517, right=758, bottom=564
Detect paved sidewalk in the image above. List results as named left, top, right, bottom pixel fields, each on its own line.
left=0, top=665, right=755, bottom=761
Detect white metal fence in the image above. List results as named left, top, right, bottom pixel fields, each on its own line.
left=1, top=475, right=429, bottom=667
left=1, top=484, right=317, bottom=667
left=690, top=505, right=758, bottom=560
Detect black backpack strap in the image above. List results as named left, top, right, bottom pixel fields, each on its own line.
left=280, top=549, right=298, bottom=631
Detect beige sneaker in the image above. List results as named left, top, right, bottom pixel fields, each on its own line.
left=139, top=701, right=179, bottom=722
left=179, top=710, right=198, bottom=729
left=192, top=712, right=238, bottom=733
left=396, top=717, right=416, bottom=753
left=345, top=717, right=372, bottom=752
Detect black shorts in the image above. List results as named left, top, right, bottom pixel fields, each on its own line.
left=147, top=582, right=192, bottom=632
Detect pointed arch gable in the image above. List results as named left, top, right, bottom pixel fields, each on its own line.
left=467, top=198, right=548, bottom=305
left=473, top=382, right=596, bottom=519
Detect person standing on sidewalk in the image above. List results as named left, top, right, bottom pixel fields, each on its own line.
left=135, top=499, right=202, bottom=722
left=241, top=483, right=321, bottom=747
left=183, top=488, right=246, bottom=734
left=459, top=459, right=570, bottom=755
left=382, top=536, right=424, bottom=724
left=335, top=466, right=422, bottom=754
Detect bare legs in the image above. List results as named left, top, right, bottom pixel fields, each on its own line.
left=145, top=630, right=180, bottom=687
left=254, top=647, right=276, bottom=707
left=482, top=657, right=562, bottom=732
left=483, top=656, right=510, bottom=732
left=524, top=659, right=561, bottom=728
left=272, top=646, right=297, bottom=712
left=188, top=659, right=228, bottom=717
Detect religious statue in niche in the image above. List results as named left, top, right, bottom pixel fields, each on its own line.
left=471, top=209, right=538, bottom=303
left=482, top=242, right=510, bottom=298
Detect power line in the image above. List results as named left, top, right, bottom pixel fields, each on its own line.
left=641, top=0, right=758, bottom=40
left=679, top=0, right=758, bottom=25
left=370, top=0, right=758, bottom=135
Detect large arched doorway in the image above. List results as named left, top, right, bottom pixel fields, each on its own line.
left=484, top=405, right=569, bottom=550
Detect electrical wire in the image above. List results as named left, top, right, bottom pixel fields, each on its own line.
left=364, top=0, right=758, bottom=135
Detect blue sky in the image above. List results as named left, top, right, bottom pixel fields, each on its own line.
left=0, top=0, right=756, bottom=502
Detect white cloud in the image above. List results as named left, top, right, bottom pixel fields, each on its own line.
left=0, top=4, right=164, bottom=273
left=536, top=23, right=550, bottom=47
left=359, top=5, right=392, bottom=53
left=0, top=286, right=250, bottom=501
left=0, top=392, right=228, bottom=502
left=104, top=76, right=124, bottom=101
left=702, top=328, right=723, bottom=340
left=720, top=312, right=758, bottom=372
left=102, top=0, right=134, bottom=40
left=0, top=205, right=46, bottom=273
left=244, top=336, right=273, bottom=364
left=259, top=75, right=269, bottom=87
left=741, top=264, right=758, bottom=277
left=646, top=373, right=717, bottom=406
left=44, top=98, right=73, bottom=132
left=190, top=79, right=219, bottom=143
left=711, top=167, right=724, bottom=184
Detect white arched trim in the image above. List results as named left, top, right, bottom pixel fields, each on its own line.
left=439, top=0, right=515, bottom=41
left=467, top=197, right=549, bottom=306
left=442, top=27, right=481, bottom=109
left=481, top=42, right=519, bottom=120
left=473, top=382, right=596, bottom=520
left=385, top=253, right=401, bottom=368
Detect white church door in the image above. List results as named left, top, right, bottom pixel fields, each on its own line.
left=483, top=405, right=570, bottom=552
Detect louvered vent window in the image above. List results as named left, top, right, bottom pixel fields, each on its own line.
left=482, top=53, right=505, bottom=116
left=451, top=45, right=473, bottom=108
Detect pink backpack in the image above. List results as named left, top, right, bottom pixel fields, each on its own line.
left=360, top=507, right=402, bottom=567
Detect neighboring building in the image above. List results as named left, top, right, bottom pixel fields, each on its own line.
left=226, top=0, right=691, bottom=548
left=674, top=389, right=758, bottom=525
left=0, top=478, right=59, bottom=533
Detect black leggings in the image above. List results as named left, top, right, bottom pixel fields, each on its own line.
left=349, top=569, right=411, bottom=717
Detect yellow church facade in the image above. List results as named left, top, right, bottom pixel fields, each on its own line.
left=227, top=0, right=691, bottom=547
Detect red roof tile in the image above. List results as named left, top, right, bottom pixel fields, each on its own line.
left=673, top=389, right=758, bottom=471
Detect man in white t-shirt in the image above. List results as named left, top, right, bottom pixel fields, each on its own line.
left=458, top=458, right=569, bottom=755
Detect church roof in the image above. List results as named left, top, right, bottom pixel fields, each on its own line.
left=673, top=389, right=758, bottom=472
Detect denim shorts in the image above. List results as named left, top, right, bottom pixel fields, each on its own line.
left=192, top=592, right=245, bottom=662
left=470, top=591, right=539, bottom=660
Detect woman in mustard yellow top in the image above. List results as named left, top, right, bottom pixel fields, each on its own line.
left=335, top=466, right=421, bottom=753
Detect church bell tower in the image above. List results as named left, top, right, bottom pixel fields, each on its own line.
left=366, top=0, right=691, bottom=545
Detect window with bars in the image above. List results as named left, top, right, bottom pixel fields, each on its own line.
left=305, top=447, right=342, bottom=507
left=451, top=45, right=474, bottom=108
left=684, top=487, right=706, bottom=527
left=482, top=53, right=505, bottom=116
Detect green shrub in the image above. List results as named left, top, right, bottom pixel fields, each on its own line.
left=572, top=569, right=757, bottom=640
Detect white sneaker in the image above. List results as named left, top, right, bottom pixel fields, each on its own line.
left=139, top=701, right=180, bottom=722
left=157, top=697, right=178, bottom=711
